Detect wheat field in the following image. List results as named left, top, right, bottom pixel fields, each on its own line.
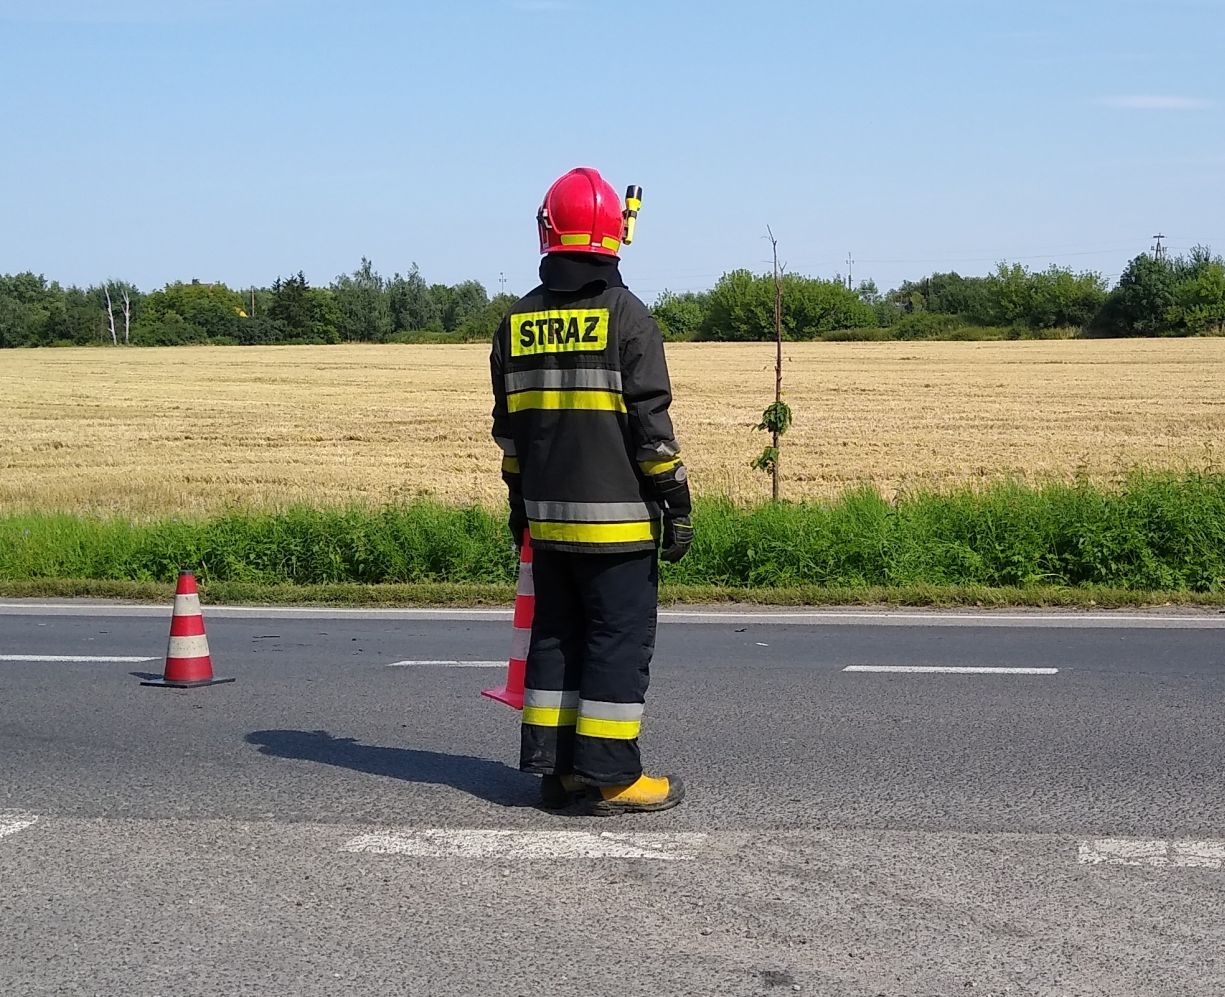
left=1, top=340, right=1222, bottom=516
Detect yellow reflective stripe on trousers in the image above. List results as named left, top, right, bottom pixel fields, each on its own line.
left=507, top=390, right=627, bottom=414
left=531, top=520, right=659, bottom=545
left=639, top=457, right=682, bottom=476
left=522, top=706, right=579, bottom=727
left=576, top=716, right=642, bottom=740
left=501, top=456, right=520, bottom=474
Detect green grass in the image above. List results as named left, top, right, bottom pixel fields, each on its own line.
left=3, top=578, right=1224, bottom=609
left=2, top=473, right=1223, bottom=599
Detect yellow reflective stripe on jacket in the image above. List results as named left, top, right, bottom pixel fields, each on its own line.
left=639, top=457, right=682, bottom=476
left=501, top=456, right=520, bottom=475
left=576, top=716, right=642, bottom=740
left=507, top=390, right=627, bottom=414
left=531, top=520, right=659, bottom=545
left=522, top=706, right=579, bottom=727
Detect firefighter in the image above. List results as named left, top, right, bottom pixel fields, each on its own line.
left=490, top=167, right=692, bottom=815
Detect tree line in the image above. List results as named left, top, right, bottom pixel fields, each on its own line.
left=0, top=259, right=516, bottom=348
left=2, top=249, right=1222, bottom=348
left=653, top=248, right=1225, bottom=341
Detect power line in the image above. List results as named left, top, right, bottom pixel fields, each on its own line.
left=848, top=246, right=1139, bottom=265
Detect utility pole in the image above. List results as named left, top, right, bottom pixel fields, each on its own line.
left=846, top=251, right=854, bottom=290
left=499, top=272, right=507, bottom=295
left=1152, top=234, right=1167, bottom=263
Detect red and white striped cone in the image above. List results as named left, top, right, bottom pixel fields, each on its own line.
left=141, top=571, right=234, bottom=689
left=482, top=532, right=533, bottom=710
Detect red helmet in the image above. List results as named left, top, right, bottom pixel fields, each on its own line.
left=537, top=167, right=624, bottom=256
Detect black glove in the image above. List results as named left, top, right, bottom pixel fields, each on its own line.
left=661, top=516, right=693, bottom=563
left=509, top=497, right=528, bottom=547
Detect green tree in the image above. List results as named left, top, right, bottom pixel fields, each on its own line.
left=855, top=279, right=882, bottom=307
left=699, top=270, right=874, bottom=340
left=389, top=264, right=441, bottom=332
left=888, top=272, right=992, bottom=323
left=442, top=279, right=488, bottom=332
left=1092, top=255, right=1179, bottom=336
left=982, top=263, right=1106, bottom=330
left=458, top=291, right=518, bottom=340
left=235, top=316, right=290, bottom=346
left=137, top=280, right=244, bottom=343
left=331, top=257, right=392, bottom=342
left=1024, top=266, right=1107, bottom=329
left=1167, top=247, right=1225, bottom=335
left=698, top=269, right=763, bottom=341
left=0, top=272, right=54, bottom=347
left=784, top=275, right=878, bottom=339
left=651, top=290, right=708, bottom=341
left=268, top=272, right=340, bottom=343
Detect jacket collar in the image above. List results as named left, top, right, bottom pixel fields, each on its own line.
left=539, top=253, right=626, bottom=294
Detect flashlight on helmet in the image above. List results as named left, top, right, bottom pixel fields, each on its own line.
left=623, top=185, right=642, bottom=246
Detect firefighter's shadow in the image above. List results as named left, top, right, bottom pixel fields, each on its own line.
left=245, top=729, right=537, bottom=808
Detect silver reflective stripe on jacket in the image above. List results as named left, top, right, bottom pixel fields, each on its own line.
left=504, top=368, right=624, bottom=393
left=525, top=500, right=660, bottom=523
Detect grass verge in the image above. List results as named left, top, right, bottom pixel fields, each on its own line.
left=2, top=578, right=1224, bottom=610
left=1, top=472, right=1222, bottom=603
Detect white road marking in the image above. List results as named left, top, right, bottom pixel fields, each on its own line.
left=4, top=603, right=1225, bottom=628
left=385, top=660, right=505, bottom=669
left=0, top=813, right=38, bottom=839
left=342, top=829, right=707, bottom=861
left=1079, top=838, right=1225, bottom=869
left=844, top=665, right=1059, bottom=675
left=0, top=654, right=156, bottom=663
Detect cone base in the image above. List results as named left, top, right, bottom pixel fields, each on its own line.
left=481, top=686, right=524, bottom=710
left=141, top=676, right=236, bottom=689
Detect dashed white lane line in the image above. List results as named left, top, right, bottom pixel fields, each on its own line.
left=843, top=665, right=1059, bottom=675
left=385, top=660, right=505, bottom=668
left=0, top=813, right=38, bottom=839
left=0, top=654, right=156, bottom=663
left=342, top=830, right=707, bottom=861
left=1079, top=839, right=1225, bottom=869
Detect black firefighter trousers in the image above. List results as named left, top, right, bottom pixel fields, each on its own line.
left=519, top=548, right=659, bottom=787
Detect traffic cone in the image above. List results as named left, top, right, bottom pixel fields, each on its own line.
left=142, top=571, right=234, bottom=689
left=482, top=532, right=533, bottom=710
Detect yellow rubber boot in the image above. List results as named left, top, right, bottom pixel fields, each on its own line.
left=592, top=774, right=685, bottom=816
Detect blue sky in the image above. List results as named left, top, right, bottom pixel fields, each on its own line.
left=1, top=0, right=1222, bottom=299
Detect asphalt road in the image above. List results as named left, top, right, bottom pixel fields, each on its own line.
left=2, top=601, right=1224, bottom=996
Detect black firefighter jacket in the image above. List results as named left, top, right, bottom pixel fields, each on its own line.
left=490, top=259, right=691, bottom=554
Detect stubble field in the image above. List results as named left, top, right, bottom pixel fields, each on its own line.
left=2, top=340, right=1222, bottom=516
